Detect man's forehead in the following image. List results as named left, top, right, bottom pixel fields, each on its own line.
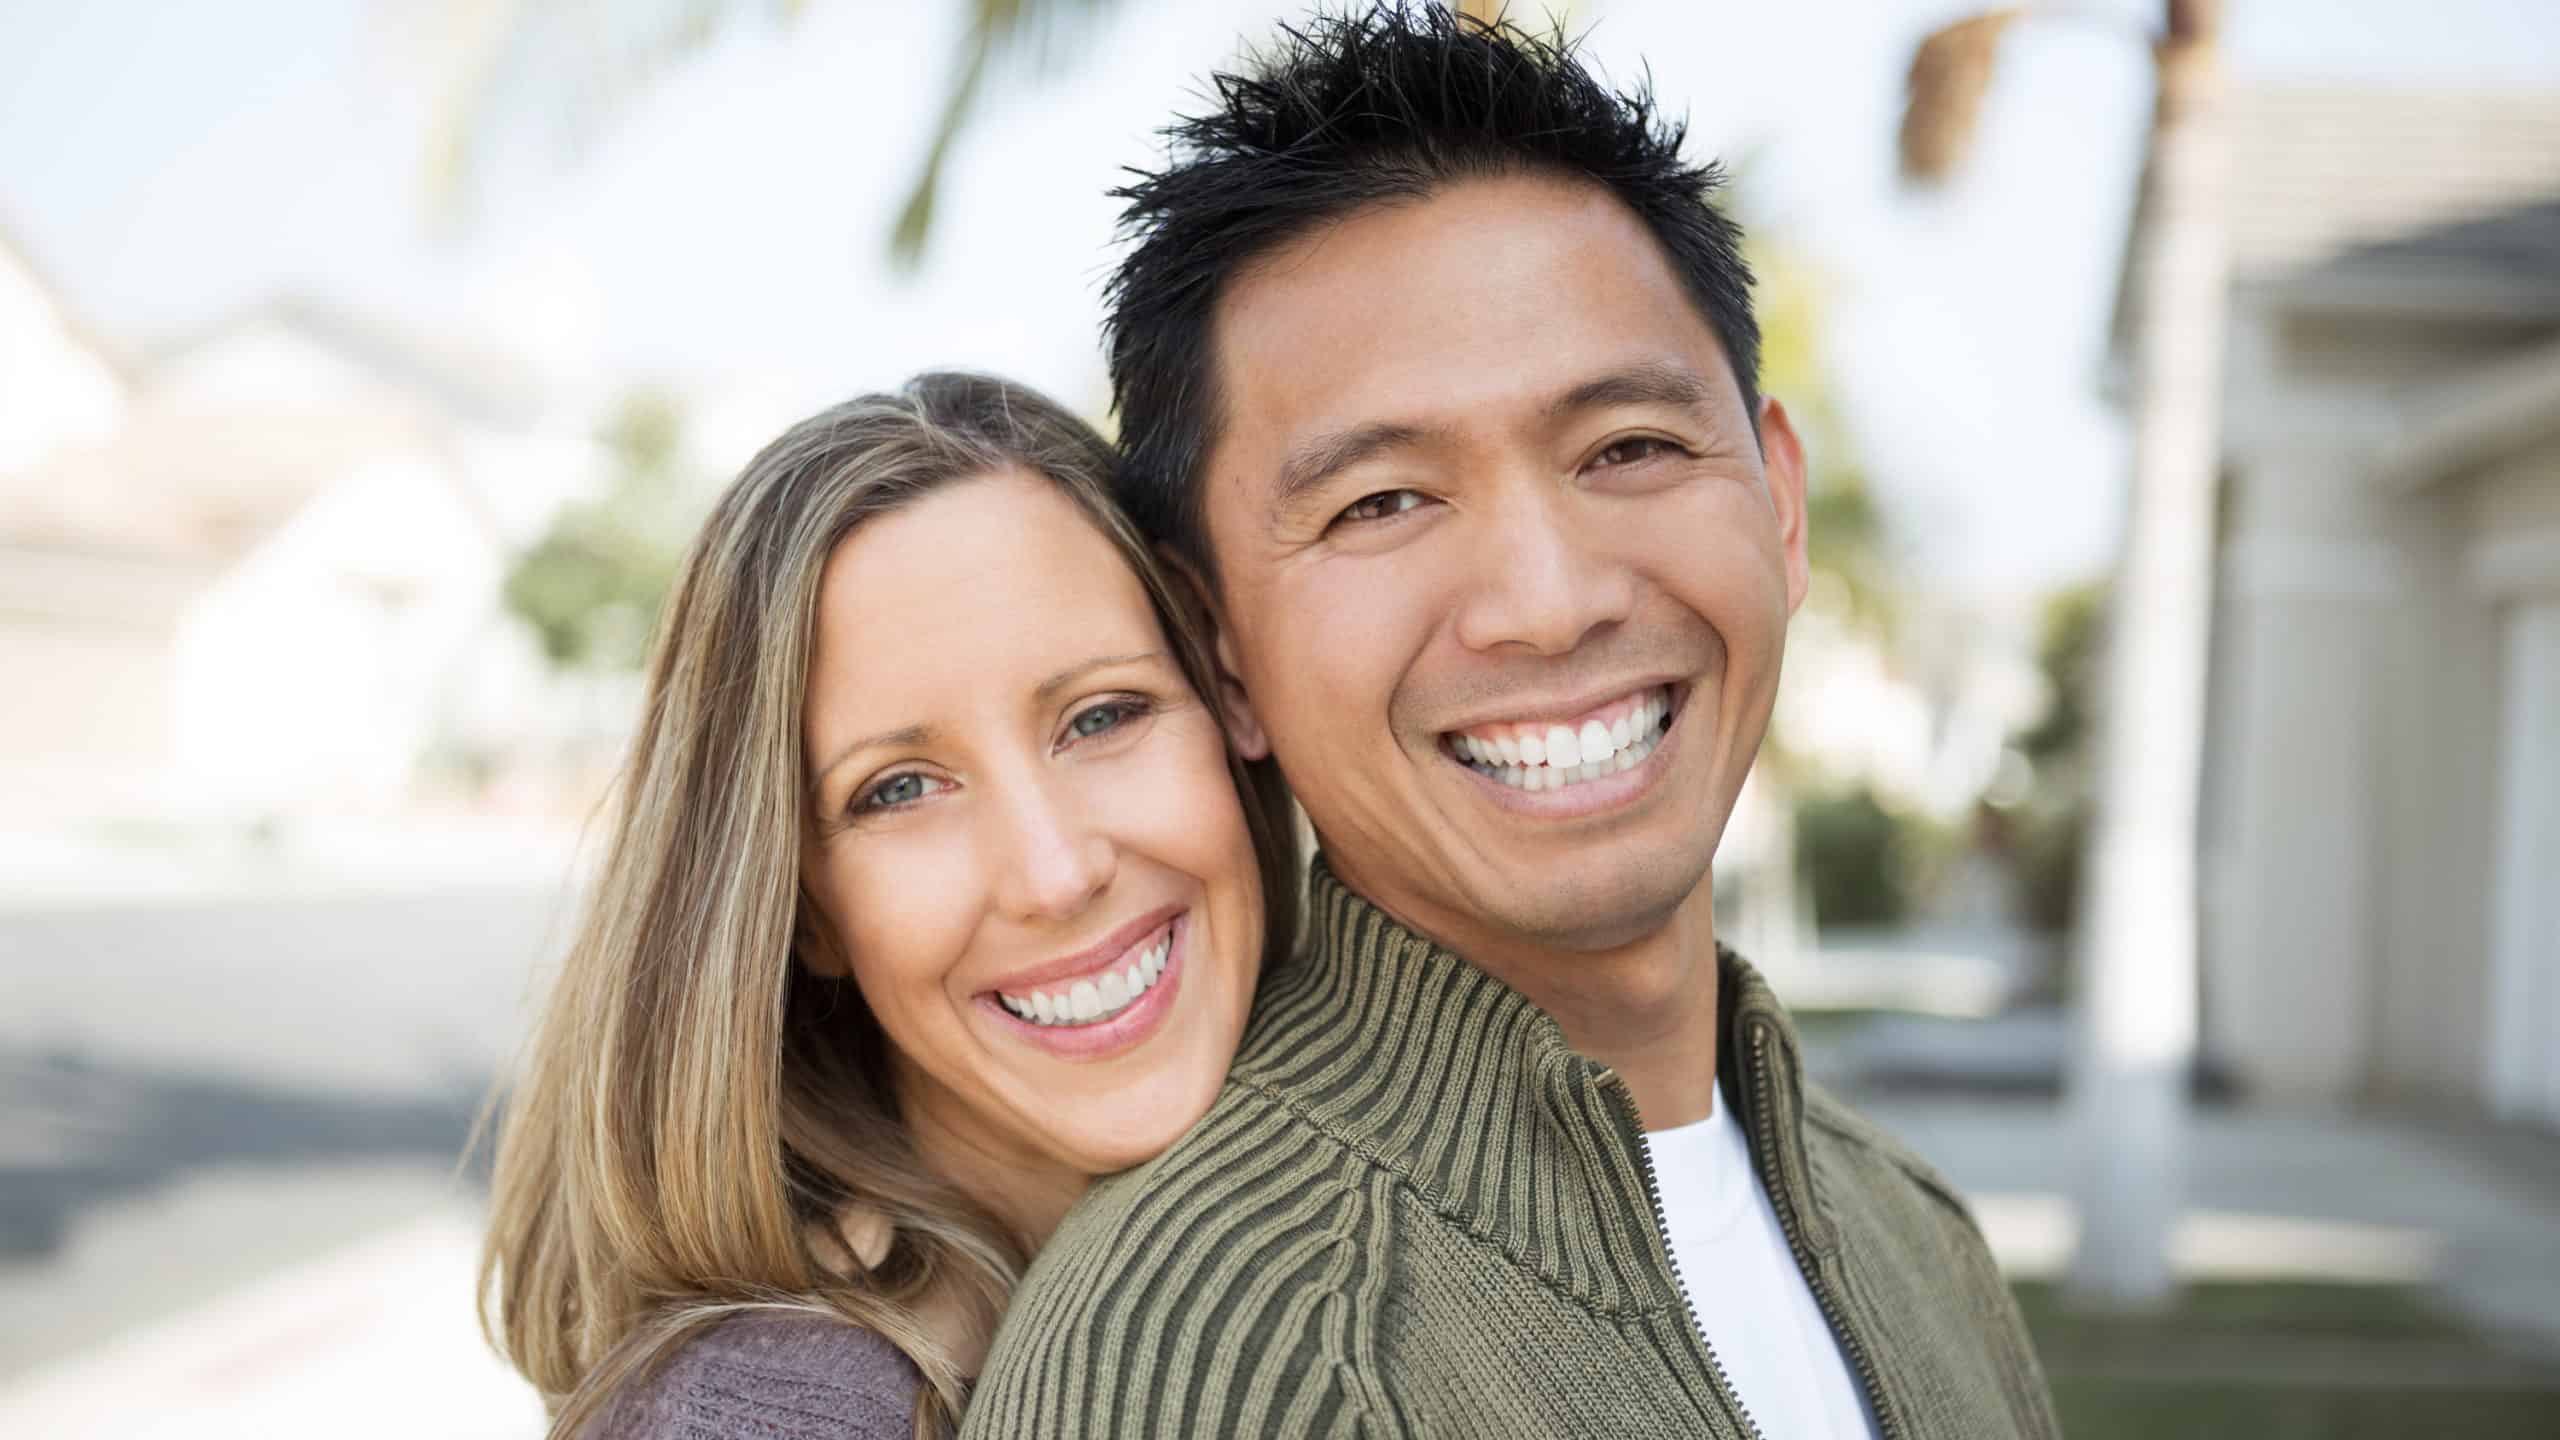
left=1206, top=175, right=1729, bottom=452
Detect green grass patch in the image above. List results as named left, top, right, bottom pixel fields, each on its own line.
left=2011, top=1279, right=2560, bottom=1439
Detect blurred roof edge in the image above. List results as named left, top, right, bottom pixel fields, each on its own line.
left=2106, top=83, right=2560, bottom=355
left=0, top=206, right=137, bottom=384
left=147, top=293, right=546, bottom=431
left=2373, top=330, right=2560, bottom=492
left=1, top=289, right=538, bottom=564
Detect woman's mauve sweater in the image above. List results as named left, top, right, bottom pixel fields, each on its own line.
left=588, top=1310, right=921, bottom=1440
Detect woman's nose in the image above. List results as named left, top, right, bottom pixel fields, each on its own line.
left=991, top=775, right=1116, bottom=922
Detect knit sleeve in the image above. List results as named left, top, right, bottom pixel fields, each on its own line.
left=589, top=1311, right=923, bottom=1440
left=961, top=1124, right=1406, bottom=1439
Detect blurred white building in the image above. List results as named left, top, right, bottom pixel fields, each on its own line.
left=2171, top=88, right=2560, bottom=1127
left=0, top=227, right=584, bottom=833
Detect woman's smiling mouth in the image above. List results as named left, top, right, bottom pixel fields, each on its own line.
left=995, top=923, right=1173, bottom=1026
left=980, top=908, right=1192, bottom=1060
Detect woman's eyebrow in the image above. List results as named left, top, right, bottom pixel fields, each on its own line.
left=812, top=722, right=934, bottom=797
left=810, top=651, right=1167, bottom=798
left=1034, top=650, right=1167, bottom=705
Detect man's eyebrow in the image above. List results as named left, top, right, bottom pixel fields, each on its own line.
left=1272, top=420, right=1445, bottom=515
left=1033, top=650, right=1165, bottom=705
left=1265, top=364, right=1718, bottom=520
left=1546, top=361, right=1717, bottom=422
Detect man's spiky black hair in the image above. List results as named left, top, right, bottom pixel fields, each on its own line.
left=1102, top=0, right=1761, bottom=576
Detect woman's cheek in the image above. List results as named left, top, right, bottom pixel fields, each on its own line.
left=1099, top=711, right=1240, bottom=849
left=829, top=824, right=986, bottom=1002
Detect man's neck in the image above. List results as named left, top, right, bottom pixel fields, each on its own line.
left=1366, top=876, right=1726, bottom=1132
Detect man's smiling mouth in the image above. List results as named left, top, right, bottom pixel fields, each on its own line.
left=1442, top=684, right=1680, bottom=793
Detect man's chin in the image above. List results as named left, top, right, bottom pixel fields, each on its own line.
left=1462, top=852, right=1712, bottom=955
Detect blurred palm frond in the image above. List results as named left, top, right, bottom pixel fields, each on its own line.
left=423, top=0, right=1113, bottom=264
left=890, top=0, right=1119, bottom=268
left=1898, top=8, right=2024, bottom=184
left=424, top=0, right=816, bottom=224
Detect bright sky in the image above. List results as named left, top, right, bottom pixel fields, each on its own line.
left=4, top=0, right=2556, bottom=588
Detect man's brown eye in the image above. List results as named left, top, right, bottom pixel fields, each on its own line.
left=1342, top=490, right=1424, bottom=523
left=1597, top=437, right=1676, bottom=468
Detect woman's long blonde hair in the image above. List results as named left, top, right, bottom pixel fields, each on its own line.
left=479, top=372, right=1302, bottom=1439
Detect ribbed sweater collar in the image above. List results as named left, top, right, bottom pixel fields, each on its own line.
left=1230, top=854, right=1820, bottom=1311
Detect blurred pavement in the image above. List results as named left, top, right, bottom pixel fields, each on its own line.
left=1849, top=1086, right=2560, bottom=1359
left=0, top=859, right=568, bottom=1430
left=0, top=1195, right=541, bottom=1439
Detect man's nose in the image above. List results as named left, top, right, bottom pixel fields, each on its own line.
left=1451, top=483, right=1638, bottom=657
left=989, top=773, right=1116, bottom=923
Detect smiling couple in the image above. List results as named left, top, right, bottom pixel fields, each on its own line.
left=482, top=7, right=2060, bottom=1439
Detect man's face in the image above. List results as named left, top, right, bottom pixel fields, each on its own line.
left=1199, top=172, right=1809, bottom=960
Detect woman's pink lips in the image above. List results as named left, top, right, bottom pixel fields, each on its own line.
left=979, top=912, right=1186, bottom=1062
left=979, top=902, right=1182, bottom=996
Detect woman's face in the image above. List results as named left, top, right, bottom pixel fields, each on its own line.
left=799, top=467, right=1264, bottom=1184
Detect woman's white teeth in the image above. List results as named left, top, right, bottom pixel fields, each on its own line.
left=997, top=932, right=1172, bottom=1027
left=1451, top=689, right=1671, bottom=792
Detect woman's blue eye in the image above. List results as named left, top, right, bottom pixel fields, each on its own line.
left=1069, top=701, right=1135, bottom=739
left=858, top=773, right=933, bottom=811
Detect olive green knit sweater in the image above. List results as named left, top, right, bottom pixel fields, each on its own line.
left=962, top=860, right=2059, bottom=1439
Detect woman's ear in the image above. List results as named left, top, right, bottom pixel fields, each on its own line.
left=1160, top=545, right=1271, bottom=762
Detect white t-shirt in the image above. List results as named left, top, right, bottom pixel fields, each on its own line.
left=1644, top=1079, right=1881, bottom=1440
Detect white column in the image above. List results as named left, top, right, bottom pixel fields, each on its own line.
left=2486, top=599, right=2560, bottom=1125
left=2474, top=531, right=2560, bottom=1128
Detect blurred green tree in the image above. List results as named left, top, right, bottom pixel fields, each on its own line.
left=501, top=389, right=697, bottom=671
left=2013, top=578, right=2105, bottom=934
left=1739, top=240, right=1953, bottom=935
left=1754, top=244, right=1894, bottom=640
left=2017, top=578, right=2104, bottom=775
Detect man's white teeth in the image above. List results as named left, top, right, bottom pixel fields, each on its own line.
left=997, top=931, right=1172, bottom=1027
left=1546, top=724, right=1581, bottom=769
left=1451, top=688, right=1672, bottom=792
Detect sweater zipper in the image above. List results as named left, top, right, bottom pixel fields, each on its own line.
left=1599, top=1067, right=1767, bottom=1440
left=1745, top=1024, right=1908, bottom=1440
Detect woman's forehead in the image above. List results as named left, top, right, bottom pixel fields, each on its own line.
left=805, top=473, right=1163, bottom=732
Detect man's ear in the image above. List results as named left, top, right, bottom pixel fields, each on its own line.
left=1757, top=395, right=1813, bottom=616
left=1160, top=545, right=1271, bottom=761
